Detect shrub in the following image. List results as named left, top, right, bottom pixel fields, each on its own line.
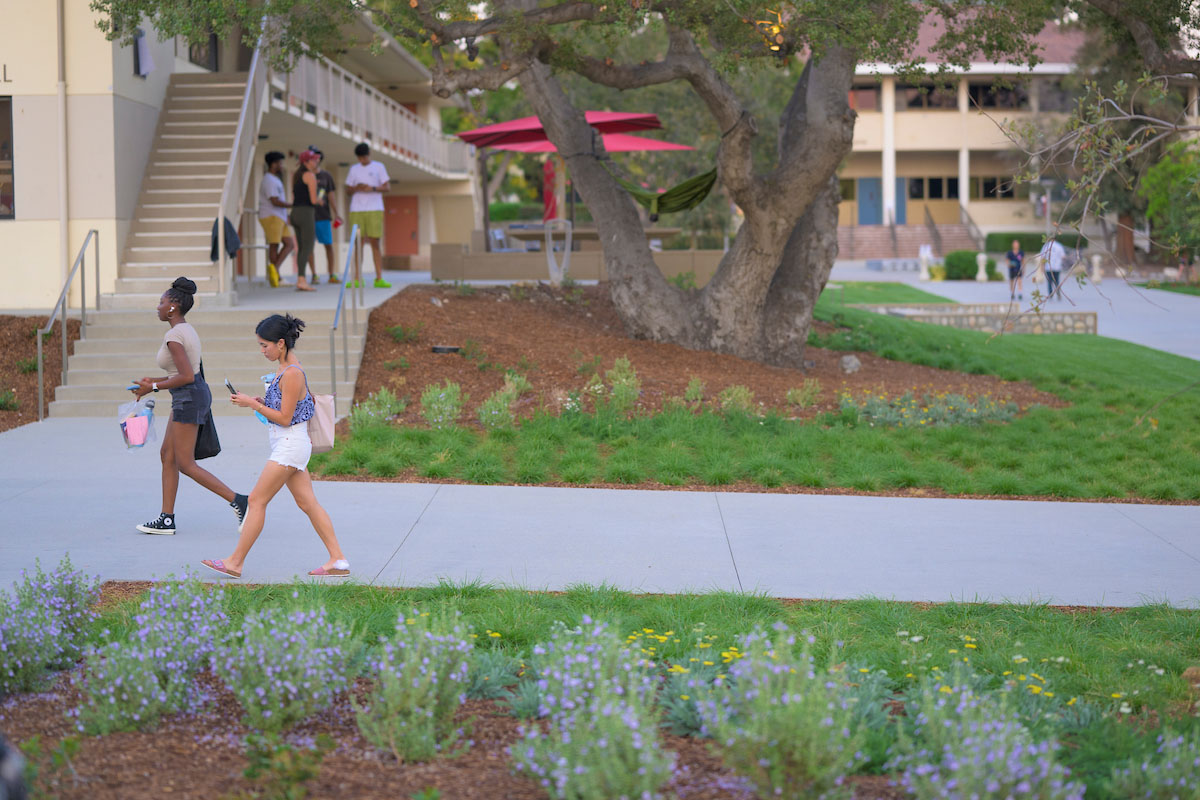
left=944, top=250, right=999, bottom=281
left=349, top=388, right=407, bottom=433
left=465, top=650, right=522, bottom=701
left=985, top=231, right=1087, bottom=253
left=16, top=357, right=37, bottom=375
left=489, top=202, right=543, bottom=222
left=890, top=676, right=1084, bottom=800
left=239, top=732, right=335, bottom=800
left=786, top=379, right=822, bottom=409
left=13, top=556, right=99, bottom=668
left=510, top=618, right=675, bottom=800
left=0, top=601, right=60, bottom=696
left=604, top=357, right=641, bottom=414
left=698, top=627, right=868, bottom=799
left=667, top=271, right=698, bottom=290
left=478, top=388, right=516, bottom=431
left=0, top=390, right=16, bottom=411
left=354, top=610, right=473, bottom=762
left=503, top=371, right=533, bottom=397
left=838, top=391, right=1019, bottom=428
left=383, top=358, right=410, bottom=371
left=420, top=381, right=465, bottom=430
left=77, top=575, right=228, bottom=734
left=683, top=377, right=705, bottom=404
left=454, top=281, right=476, bottom=297
left=387, top=323, right=423, bottom=344
left=213, top=606, right=360, bottom=733
left=717, top=385, right=755, bottom=414
left=1108, top=728, right=1200, bottom=799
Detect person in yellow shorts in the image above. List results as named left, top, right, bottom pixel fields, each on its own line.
left=257, top=151, right=294, bottom=288
left=345, top=143, right=392, bottom=289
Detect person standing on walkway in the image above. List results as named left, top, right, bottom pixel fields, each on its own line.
left=346, top=142, right=392, bottom=289
left=202, top=314, right=349, bottom=579
left=309, top=147, right=342, bottom=284
left=289, top=150, right=321, bottom=292
left=1006, top=239, right=1025, bottom=301
left=257, top=151, right=294, bottom=289
left=1040, top=238, right=1066, bottom=301
left=131, top=277, right=248, bottom=535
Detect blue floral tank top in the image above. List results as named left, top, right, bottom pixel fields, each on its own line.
left=263, top=365, right=315, bottom=425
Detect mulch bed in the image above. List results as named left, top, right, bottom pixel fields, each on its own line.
left=1, top=669, right=904, bottom=800
left=351, top=283, right=1061, bottom=427
left=0, top=315, right=81, bottom=433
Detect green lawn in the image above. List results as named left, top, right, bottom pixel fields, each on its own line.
left=94, top=582, right=1200, bottom=794
left=1139, top=282, right=1200, bottom=297
left=820, top=280, right=954, bottom=305
left=314, top=289, right=1200, bottom=500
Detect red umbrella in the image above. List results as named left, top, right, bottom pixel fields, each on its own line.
left=494, top=132, right=694, bottom=153
left=457, top=111, right=662, bottom=148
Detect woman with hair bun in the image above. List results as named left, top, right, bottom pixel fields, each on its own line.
left=131, top=277, right=249, bottom=535
left=202, top=313, right=349, bottom=578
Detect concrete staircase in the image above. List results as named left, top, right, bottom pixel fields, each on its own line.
left=838, top=224, right=980, bottom=260
left=101, top=72, right=250, bottom=312
left=48, top=308, right=360, bottom=418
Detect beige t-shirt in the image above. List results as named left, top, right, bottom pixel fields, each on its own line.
left=156, top=322, right=202, bottom=378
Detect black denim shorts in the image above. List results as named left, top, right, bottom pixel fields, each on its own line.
left=169, top=380, right=212, bottom=424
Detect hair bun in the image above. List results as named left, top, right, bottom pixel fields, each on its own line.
left=171, top=277, right=197, bottom=296
left=286, top=314, right=306, bottom=336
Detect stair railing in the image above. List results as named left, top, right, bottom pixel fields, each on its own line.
left=887, top=209, right=899, bottom=258
left=330, top=224, right=361, bottom=399
left=216, top=42, right=269, bottom=295
left=958, top=203, right=986, bottom=250
left=37, top=229, right=99, bottom=421
left=923, top=204, right=944, bottom=256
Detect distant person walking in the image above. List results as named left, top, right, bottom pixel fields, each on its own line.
left=346, top=142, right=392, bottom=289
left=257, top=151, right=294, bottom=289
left=289, top=150, right=322, bottom=292
left=202, top=314, right=349, bottom=579
left=1040, top=238, right=1067, bottom=301
left=131, top=277, right=248, bottom=535
left=1006, top=239, right=1025, bottom=301
left=309, top=147, right=342, bottom=284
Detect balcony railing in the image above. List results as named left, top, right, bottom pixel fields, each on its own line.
left=269, top=54, right=469, bottom=177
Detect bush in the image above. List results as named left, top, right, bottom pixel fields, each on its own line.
left=349, top=388, right=407, bottom=433
left=420, top=381, right=465, bottom=430
left=684, top=377, right=705, bottom=404
left=604, top=357, right=641, bottom=414
left=478, top=388, right=517, bottom=431
left=387, top=323, right=423, bottom=344
left=354, top=610, right=473, bottom=762
left=944, top=250, right=1000, bottom=281
left=77, top=575, right=228, bottom=734
left=837, top=391, right=1019, bottom=428
left=1108, top=728, right=1200, bottom=799
left=985, top=232, right=1088, bottom=253
left=0, top=390, right=16, bottom=411
left=667, top=271, right=698, bottom=290
left=510, top=618, right=675, bottom=800
left=489, top=202, right=544, bottom=222
left=717, top=385, right=756, bottom=414
left=16, top=357, right=38, bottom=375
left=213, top=606, right=360, bottom=733
left=786, top=379, right=822, bottom=409
left=698, top=627, right=868, bottom=799
left=465, top=650, right=521, bottom=700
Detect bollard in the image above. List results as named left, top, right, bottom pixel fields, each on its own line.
left=975, top=252, right=989, bottom=282
left=1090, top=253, right=1103, bottom=285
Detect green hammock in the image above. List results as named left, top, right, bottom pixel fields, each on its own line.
left=610, top=168, right=718, bottom=222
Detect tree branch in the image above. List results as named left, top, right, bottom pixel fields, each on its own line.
left=409, top=0, right=603, bottom=43
left=429, top=46, right=533, bottom=98
left=1086, top=0, right=1199, bottom=75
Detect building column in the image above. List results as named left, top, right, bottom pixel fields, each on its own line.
left=957, top=79, right=970, bottom=215
left=881, top=76, right=896, bottom=224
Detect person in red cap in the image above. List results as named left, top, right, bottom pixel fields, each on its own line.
left=288, top=150, right=323, bottom=292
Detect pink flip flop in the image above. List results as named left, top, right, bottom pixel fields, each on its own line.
left=201, top=558, right=242, bottom=579
left=308, top=559, right=350, bottom=577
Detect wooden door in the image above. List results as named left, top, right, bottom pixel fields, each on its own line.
left=384, top=195, right=419, bottom=256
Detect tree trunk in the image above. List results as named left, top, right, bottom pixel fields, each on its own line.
left=1117, top=212, right=1136, bottom=265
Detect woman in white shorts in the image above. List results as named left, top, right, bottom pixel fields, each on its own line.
left=201, top=313, right=349, bottom=579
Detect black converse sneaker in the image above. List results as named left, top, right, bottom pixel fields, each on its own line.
left=136, top=513, right=176, bottom=535
left=231, top=494, right=249, bottom=532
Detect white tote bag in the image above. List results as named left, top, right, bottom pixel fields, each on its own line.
left=300, top=371, right=335, bottom=453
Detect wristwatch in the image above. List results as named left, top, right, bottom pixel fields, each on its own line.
left=152, top=382, right=159, bottom=392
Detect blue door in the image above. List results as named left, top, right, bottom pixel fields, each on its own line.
left=894, top=177, right=907, bottom=224
left=857, top=178, right=881, bottom=225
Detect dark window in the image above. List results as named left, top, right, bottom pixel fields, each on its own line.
left=188, top=32, right=219, bottom=71
left=1038, top=79, right=1079, bottom=112
left=0, top=97, right=12, bottom=220
left=947, top=177, right=959, bottom=199
left=839, top=179, right=856, bottom=201
left=982, top=177, right=999, bottom=197
left=994, top=178, right=1015, bottom=199
left=907, top=177, right=925, bottom=199
left=849, top=87, right=880, bottom=112
left=969, top=82, right=1030, bottom=110
left=928, top=177, right=944, bottom=199
left=896, top=83, right=958, bottom=110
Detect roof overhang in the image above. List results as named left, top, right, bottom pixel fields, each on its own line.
left=855, top=62, right=1077, bottom=77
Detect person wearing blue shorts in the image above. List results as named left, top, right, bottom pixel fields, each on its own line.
left=309, top=148, right=342, bottom=284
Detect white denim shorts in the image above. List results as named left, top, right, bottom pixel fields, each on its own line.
left=267, top=421, right=312, bottom=471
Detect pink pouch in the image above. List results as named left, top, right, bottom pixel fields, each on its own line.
left=122, top=414, right=149, bottom=447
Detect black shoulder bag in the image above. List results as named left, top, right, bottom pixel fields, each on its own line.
left=194, top=361, right=222, bottom=460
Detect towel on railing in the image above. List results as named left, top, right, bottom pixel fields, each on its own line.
left=210, top=217, right=241, bottom=261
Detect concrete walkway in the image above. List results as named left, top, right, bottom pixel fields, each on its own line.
left=830, top=262, right=1200, bottom=361
left=3, top=417, right=1197, bottom=608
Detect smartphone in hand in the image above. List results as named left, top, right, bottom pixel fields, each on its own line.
left=224, top=379, right=237, bottom=395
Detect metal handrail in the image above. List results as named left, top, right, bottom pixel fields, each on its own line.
left=216, top=41, right=269, bottom=295
left=887, top=209, right=898, bottom=257
left=923, top=204, right=944, bottom=256
left=958, top=203, right=986, bottom=251
left=38, top=229, right=99, bottom=421
left=329, top=224, right=361, bottom=397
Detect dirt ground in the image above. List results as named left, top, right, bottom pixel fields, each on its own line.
left=352, top=283, right=1058, bottom=427
left=0, top=315, right=81, bottom=433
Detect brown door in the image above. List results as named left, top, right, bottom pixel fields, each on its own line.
left=384, top=195, right=419, bottom=256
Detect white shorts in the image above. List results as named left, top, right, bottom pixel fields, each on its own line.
left=268, top=422, right=312, bottom=471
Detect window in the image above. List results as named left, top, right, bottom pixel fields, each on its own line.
left=188, top=32, right=219, bottom=71
left=971, top=175, right=1027, bottom=200
left=928, top=177, right=944, bottom=199
left=849, top=87, right=880, bottom=111
left=0, top=97, right=12, bottom=220
left=1038, top=79, right=1080, bottom=112
left=896, top=83, right=958, bottom=111
left=946, top=177, right=959, bottom=200
left=968, top=82, right=1030, bottom=110
left=907, top=177, right=925, bottom=199
left=839, top=179, right=856, bottom=201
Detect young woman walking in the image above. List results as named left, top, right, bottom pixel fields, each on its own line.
left=201, top=314, right=349, bottom=579
left=131, top=277, right=248, bottom=534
